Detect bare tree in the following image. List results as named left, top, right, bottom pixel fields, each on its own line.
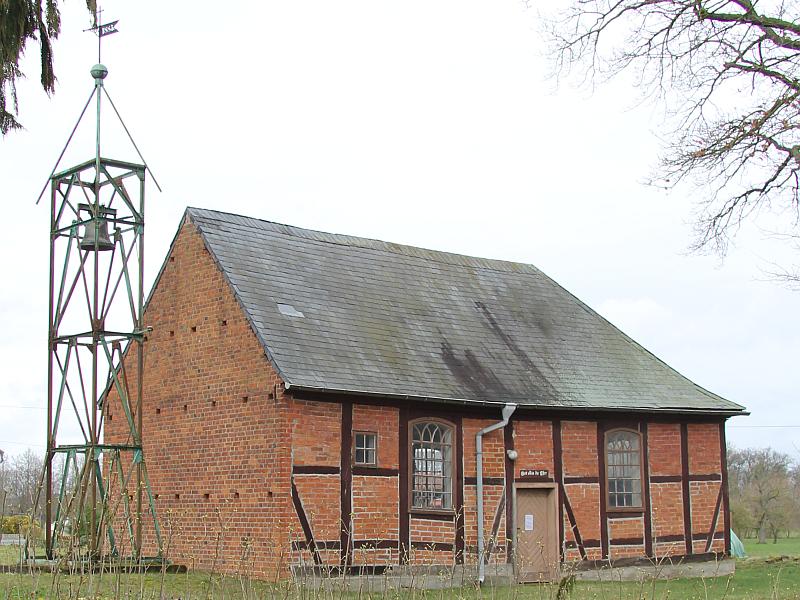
left=546, top=0, right=800, bottom=255
left=6, top=449, right=43, bottom=518
left=728, top=446, right=796, bottom=543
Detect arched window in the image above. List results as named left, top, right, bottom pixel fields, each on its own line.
left=606, top=429, right=643, bottom=509
left=411, top=420, right=454, bottom=510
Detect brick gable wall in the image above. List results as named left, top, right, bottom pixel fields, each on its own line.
left=104, top=218, right=293, bottom=579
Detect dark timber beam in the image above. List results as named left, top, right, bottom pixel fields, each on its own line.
left=720, top=422, right=731, bottom=556
left=642, top=423, right=653, bottom=557
left=340, top=401, right=353, bottom=566
left=681, top=423, right=693, bottom=555
left=597, top=422, right=609, bottom=559
left=455, top=416, right=465, bottom=563
left=399, top=407, right=409, bottom=563
left=552, top=419, right=565, bottom=561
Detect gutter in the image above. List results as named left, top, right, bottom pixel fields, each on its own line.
left=476, top=403, right=517, bottom=584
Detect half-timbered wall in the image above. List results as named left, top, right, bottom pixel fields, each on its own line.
left=284, top=399, right=730, bottom=571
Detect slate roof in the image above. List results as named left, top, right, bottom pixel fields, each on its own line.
left=185, top=207, right=745, bottom=416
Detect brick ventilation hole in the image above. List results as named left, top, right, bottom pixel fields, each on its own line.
left=233, top=492, right=240, bottom=499
left=268, top=491, right=273, bottom=498
left=242, top=395, right=249, bottom=403
left=191, top=326, right=197, bottom=333
left=169, top=330, right=175, bottom=337
left=221, top=319, right=227, bottom=326
left=183, top=404, right=188, bottom=412
left=107, top=414, right=112, bottom=421
left=268, top=392, right=274, bottom=400
left=154, top=494, right=160, bottom=500
left=211, top=400, right=217, bottom=407
left=156, top=408, right=161, bottom=415
left=169, top=256, right=175, bottom=262
left=174, top=493, right=180, bottom=500
left=203, top=493, right=210, bottom=500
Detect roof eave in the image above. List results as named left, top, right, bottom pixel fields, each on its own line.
left=283, top=383, right=750, bottom=418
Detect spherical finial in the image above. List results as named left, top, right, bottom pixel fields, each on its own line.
left=90, top=63, right=108, bottom=80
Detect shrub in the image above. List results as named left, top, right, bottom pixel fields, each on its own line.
left=1, top=514, right=42, bottom=538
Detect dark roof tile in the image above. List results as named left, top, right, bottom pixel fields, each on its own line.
left=187, top=207, right=745, bottom=415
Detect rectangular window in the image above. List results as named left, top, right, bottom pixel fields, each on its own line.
left=354, top=432, right=377, bottom=466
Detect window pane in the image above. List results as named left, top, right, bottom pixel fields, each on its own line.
left=606, top=430, right=642, bottom=509
left=411, top=422, right=453, bottom=509
left=355, top=433, right=377, bottom=465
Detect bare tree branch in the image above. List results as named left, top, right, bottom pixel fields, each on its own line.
left=546, top=0, right=800, bottom=263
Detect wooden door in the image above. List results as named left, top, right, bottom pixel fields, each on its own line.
left=514, top=486, right=558, bottom=582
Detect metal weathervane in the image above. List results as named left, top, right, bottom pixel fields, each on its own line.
left=86, top=6, right=119, bottom=62
left=31, top=8, right=165, bottom=567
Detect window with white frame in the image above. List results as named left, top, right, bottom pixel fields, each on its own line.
left=354, top=432, right=377, bottom=466
left=411, top=420, right=453, bottom=510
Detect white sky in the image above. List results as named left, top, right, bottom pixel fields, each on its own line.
left=0, top=0, right=798, bottom=460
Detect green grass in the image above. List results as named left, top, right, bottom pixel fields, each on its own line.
left=1, top=535, right=799, bottom=600
left=0, top=546, right=21, bottom=568
left=0, top=559, right=798, bottom=600
left=743, top=537, right=800, bottom=558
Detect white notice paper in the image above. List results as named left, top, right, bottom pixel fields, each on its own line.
left=524, top=514, right=534, bottom=531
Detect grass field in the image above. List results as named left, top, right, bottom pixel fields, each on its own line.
left=1, top=542, right=799, bottom=599
left=0, top=558, right=798, bottom=599
left=743, top=537, right=800, bottom=558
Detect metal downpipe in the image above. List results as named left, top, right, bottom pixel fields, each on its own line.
left=476, top=403, right=517, bottom=584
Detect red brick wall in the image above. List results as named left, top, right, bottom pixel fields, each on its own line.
left=511, top=418, right=727, bottom=564
left=650, top=483, right=684, bottom=536
left=561, top=421, right=597, bottom=476
left=353, top=404, right=399, bottom=469
left=352, top=476, right=399, bottom=542
left=288, top=398, right=341, bottom=566
left=104, top=218, right=293, bottom=579
left=290, top=399, right=341, bottom=468
left=351, top=404, right=399, bottom=564
left=688, top=424, right=721, bottom=474
left=560, top=421, right=601, bottom=559
left=513, top=420, right=554, bottom=478
left=409, top=516, right=457, bottom=564
left=648, top=423, right=686, bottom=557
left=691, top=481, right=724, bottom=553
left=462, top=419, right=507, bottom=564
left=463, top=485, right=506, bottom=565
left=649, top=423, right=682, bottom=476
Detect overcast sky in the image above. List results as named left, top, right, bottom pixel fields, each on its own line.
left=1, top=0, right=798, bottom=460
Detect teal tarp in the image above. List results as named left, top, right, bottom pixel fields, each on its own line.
left=730, top=530, right=747, bottom=558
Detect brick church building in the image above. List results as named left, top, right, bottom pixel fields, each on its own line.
left=104, top=207, right=745, bottom=582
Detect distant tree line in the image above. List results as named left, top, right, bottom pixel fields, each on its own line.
left=0, top=448, right=84, bottom=531
left=728, top=447, right=800, bottom=543
left=0, top=449, right=43, bottom=522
